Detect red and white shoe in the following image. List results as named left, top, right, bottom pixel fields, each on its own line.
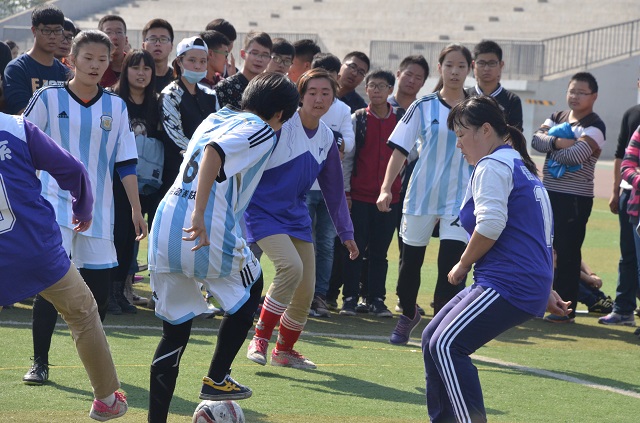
left=247, top=337, right=269, bottom=366
left=89, top=391, right=128, bottom=421
left=271, top=348, right=317, bottom=370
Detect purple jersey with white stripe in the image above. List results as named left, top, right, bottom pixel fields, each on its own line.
left=244, top=112, right=353, bottom=244
left=459, top=146, right=553, bottom=317
left=0, top=114, right=92, bottom=306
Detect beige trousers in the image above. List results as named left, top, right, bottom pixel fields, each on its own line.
left=39, top=264, right=120, bottom=399
left=258, top=234, right=316, bottom=325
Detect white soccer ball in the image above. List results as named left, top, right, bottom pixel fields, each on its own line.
left=192, top=400, right=245, bottom=423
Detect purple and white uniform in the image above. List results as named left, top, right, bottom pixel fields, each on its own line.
left=245, top=111, right=353, bottom=243
left=0, top=114, right=92, bottom=306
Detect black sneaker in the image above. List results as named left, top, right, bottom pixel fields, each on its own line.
left=340, top=296, right=358, bottom=316
left=23, top=359, right=49, bottom=385
left=355, top=299, right=369, bottom=313
left=369, top=299, right=393, bottom=317
left=326, top=297, right=338, bottom=311
left=199, top=373, right=252, bottom=401
left=117, top=299, right=137, bottom=314
left=588, top=297, right=613, bottom=314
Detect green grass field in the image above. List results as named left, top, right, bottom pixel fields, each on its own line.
left=1, top=198, right=638, bottom=422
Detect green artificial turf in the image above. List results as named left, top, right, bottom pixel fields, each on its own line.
left=1, top=198, right=637, bottom=422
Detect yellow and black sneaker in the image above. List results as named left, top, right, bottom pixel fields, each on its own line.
left=199, top=373, right=252, bottom=401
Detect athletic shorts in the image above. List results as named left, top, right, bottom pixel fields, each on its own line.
left=60, top=227, right=118, bottom=269
left=400, top=214, right=469, bottom=247
left=151, top=254, right=261, bottom=324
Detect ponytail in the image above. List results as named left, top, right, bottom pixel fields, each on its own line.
left=506, top=125, right=538, bottom=175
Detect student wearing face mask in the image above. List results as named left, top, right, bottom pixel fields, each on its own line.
left=159, top=36, right=218, bottom=200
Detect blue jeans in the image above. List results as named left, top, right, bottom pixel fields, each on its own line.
left=577, top=280, right=606, bottom=308
left=306, top=190, right=336, bottom=297
left=615, top=189, right=639, bottom=314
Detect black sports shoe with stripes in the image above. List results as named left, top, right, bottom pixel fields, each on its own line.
left=23, top=359, right=49, bottom=385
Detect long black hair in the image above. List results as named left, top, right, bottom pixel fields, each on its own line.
left=447, top=96, right=538, bottom=174
left=113, top=49, right=159, bottom=130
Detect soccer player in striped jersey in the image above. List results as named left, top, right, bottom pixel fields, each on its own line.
left=0, top=112, right=128, bottom=421
left=22, top=30, right=147, bottom=386
left=147, top=73, right=299, bottom=422
left=423, top=96, right=569, bottom=423
left=378, top=44, right=473, bottom=345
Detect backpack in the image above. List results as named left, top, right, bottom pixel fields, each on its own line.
left=135, top=133, right=164, bottom=195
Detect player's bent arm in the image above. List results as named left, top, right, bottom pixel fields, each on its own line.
left=448, top=231, right=496, bottom=286
left=184, top=144, right=223, bottom=251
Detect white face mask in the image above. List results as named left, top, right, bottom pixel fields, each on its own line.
left=182, top=68, right=207, bottom=84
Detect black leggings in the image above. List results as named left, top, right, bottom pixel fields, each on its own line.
left=32, top=268, right=111, bottom=363
left=148, top=275, right=263, bottom=423
left=397, top=240, right=466, bottom=318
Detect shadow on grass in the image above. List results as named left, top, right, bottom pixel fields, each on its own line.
left=493, top=315, right=640, bottom=347
left=255, top=368, right=425, bottom=405
left=478, top=361, right=640, bottom=395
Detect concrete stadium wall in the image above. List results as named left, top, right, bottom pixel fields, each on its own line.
left=0, top=0, right=126, bottom=51
left=399, top=56, right=640, bottom=160
left=523, top=56, right=640, bottom=160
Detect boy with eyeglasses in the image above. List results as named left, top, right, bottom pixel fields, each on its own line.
left=199, top=30, right=231, bottom=89
left=142, top=18, right=175, bottom=92
left=215, top=31, right=272, bottom=109
left=532, top=72, right=606, bottom=324
left=98, top=15, right=128, bottom=88
left=265, top=38, right=294, bottom=75
left=340, top=70, right=402, bottom=317
left=337, top=51, right=370, bottom=113
left=466, top=40, right=523, bottom=131
left=3, top=4, right=69, bottom=114
left=54, top=18, right=78, bottom=70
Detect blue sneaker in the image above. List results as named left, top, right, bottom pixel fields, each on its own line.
left=389, top=307, right=421, bottom=345
left=598, top=312, right=636, bottom=326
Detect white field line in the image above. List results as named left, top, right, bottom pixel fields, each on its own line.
left=2, top=320, right=639, bottom=399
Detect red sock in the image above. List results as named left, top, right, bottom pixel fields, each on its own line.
left=254, top=295, right=286, bottom=341
left=275, top=312, right=304, bottom=351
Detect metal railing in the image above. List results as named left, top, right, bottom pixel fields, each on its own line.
left=370, top=18, right=640, bottom=80
left=540, top=18, right=640, bottom=77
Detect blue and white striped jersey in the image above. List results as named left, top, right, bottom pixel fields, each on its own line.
left=388, top=93, right=472, bottom=216
left=149, top=107, right=277, bottom=279
left=24, top=84, right=137, bottom=241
